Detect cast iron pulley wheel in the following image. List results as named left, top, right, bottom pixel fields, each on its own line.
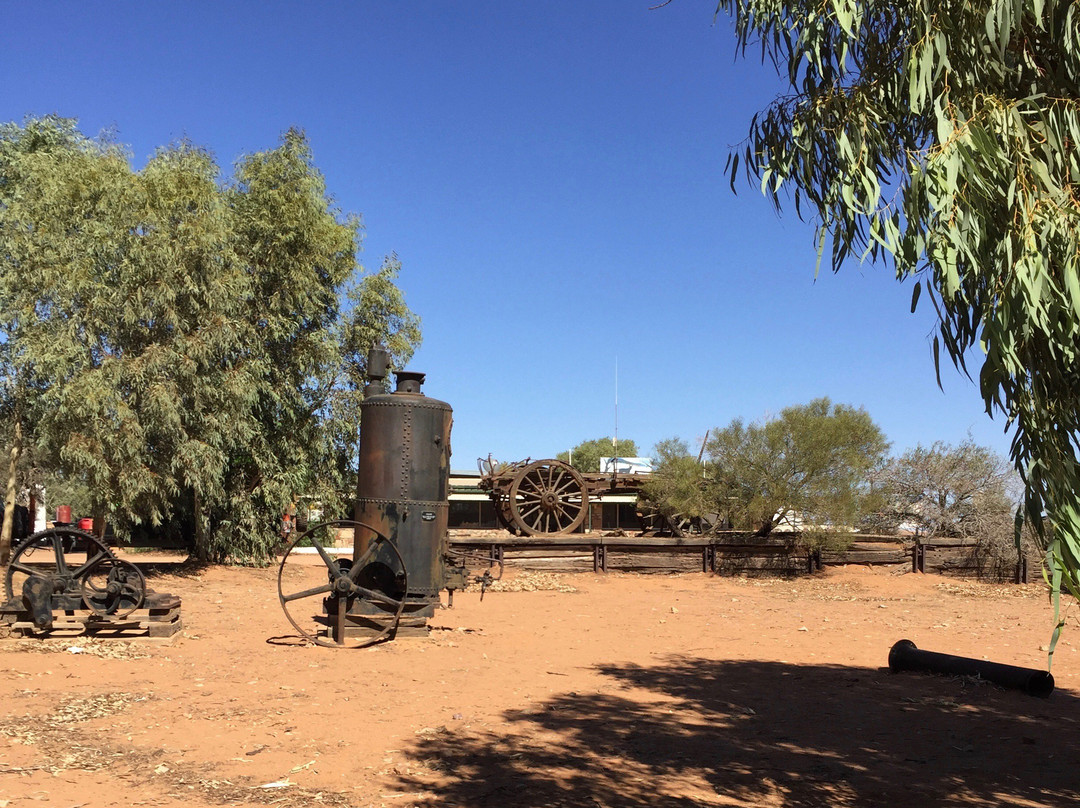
left=277, top=520, right=407, bottom=649
left=4, top=527, right=115, bottom=603
left=80, top=556, right=147, bottom=617
left=509, top=459, right=589, bottom=536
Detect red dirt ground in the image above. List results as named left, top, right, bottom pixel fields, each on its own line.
left=1, top=553, right=1079, bottom=808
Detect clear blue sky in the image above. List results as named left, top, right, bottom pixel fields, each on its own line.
left=2, top=2, right=1014, bottom=470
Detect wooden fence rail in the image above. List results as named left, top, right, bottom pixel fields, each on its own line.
left=448, top=533, right=1033, bottom=582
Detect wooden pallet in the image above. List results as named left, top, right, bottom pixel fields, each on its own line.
left=2, top=597, right=183, bottom=641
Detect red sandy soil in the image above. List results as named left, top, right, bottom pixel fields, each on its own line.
left=1, top=553, right=1078, bottom=808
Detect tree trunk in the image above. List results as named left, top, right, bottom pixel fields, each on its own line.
left=27, top=486, right=37, bottom=535
left=1, top=419, right=23, bottom=566
left=193, top=489, right=208, bottom=562
left=92, top=508, right=108, bottom=542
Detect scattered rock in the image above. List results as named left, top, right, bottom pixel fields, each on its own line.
left=486, top=571, right=577, bottom=593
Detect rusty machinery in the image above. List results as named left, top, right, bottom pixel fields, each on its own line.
left=0, top=525, right=181, bottom=638
left=277, top=347, right=470, bottom=648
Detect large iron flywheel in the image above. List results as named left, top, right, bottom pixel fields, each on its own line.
left=277, top=520, right=407, bottom=649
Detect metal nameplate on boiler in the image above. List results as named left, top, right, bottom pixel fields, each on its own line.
left=421, top=511, right=436, bottom=521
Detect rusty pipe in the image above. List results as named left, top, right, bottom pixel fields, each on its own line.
left=888, top=639, right=1054, bottom=698
left=365, top=345, right=391, bottom=397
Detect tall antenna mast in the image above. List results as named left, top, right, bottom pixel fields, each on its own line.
left=612, top=356, right=619, bottom=482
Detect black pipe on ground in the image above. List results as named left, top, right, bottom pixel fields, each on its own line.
left=888, top=639, right=1054, bottom=698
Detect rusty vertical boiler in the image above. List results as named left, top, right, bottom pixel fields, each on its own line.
left=351, top=346, right=456, bottom=636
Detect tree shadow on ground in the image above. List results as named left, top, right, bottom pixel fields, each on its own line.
left=395, top=655, right=1079, bottom=807
left=131, top=558, right=211, bottom=580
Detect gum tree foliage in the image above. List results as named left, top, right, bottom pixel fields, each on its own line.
left=317, top=253, right=421, bottom=502
left=556, top=437, right=639, bottom=473
left=711, top=1, right=1080, bottom=628
left=0, top=117, right=419, bottom=563
left=0, top=119, right=89, bottom=561
left=0, top=356, right=23, bottom=563
left=705, top=399, right=889, bottom=538
left=210, top=130, right=419, bottom=561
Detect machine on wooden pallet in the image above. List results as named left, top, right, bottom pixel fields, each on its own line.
left=0, top=525, right=182, bottom=639
left=276, top=346, right=471, bottom=648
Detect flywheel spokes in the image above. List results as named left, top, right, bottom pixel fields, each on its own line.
left=277, top=520, right=407, bottom=649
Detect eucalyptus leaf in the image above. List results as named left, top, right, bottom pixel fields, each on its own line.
left=714, top=0, right=1080, bottom=661
left=0, top=117, right=421, bottom=563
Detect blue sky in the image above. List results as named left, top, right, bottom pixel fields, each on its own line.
left=2, top=2, right=1014, bottom=470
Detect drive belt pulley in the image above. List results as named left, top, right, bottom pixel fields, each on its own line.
left=277, top=519, right=408, bottom=649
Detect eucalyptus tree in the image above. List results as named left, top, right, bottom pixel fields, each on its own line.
left=209, top=133, right=420, bottom=561
left=0, top=117, right=420, bottom=563
left=0, top=119, right=256, bottom=558
left=0, top=117, right=92, bottom=560
left=711, top=0, right=1080, bottom=639
left=0, top=403, right=24, bottom=564
left=315, top=254, right=421, bottom=505
left=641, top=437, right=714, bottom=531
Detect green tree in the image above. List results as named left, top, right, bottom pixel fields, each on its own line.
left=711, top=0, right=1080, bottom=629
left=642, top=437, right=713, bottom=531
left=0, top=367, right=25, bottom=563
left=0, top=116, right=94, bottom=561
left=706, top=399, right=889, bottom=540
left=556, top=437, right=639, bottom=473
left=0, top=123, right=256, bottom=555
left=204, top=129, right=370, bottom=561
left=0, top=117, right=420, bottom=563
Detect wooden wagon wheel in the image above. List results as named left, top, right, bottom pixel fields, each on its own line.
left=508, top=460, right=589, bottom=536
left=493, top=496, right=518, bottom=534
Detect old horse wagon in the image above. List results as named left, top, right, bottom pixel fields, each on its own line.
left=477, top=457, right=652, bottom=537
